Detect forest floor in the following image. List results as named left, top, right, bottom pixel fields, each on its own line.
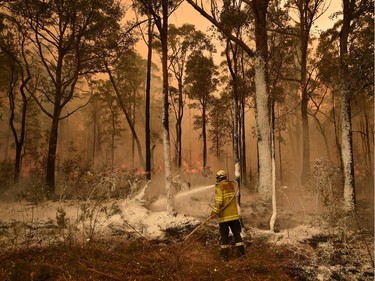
left=0, top=183, right=373, bottom=281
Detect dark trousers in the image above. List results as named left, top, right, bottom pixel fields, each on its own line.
left=219, top=220, right=245, bottom=258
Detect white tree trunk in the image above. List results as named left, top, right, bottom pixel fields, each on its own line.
left=235, top=162, right=241, bottom=217
left=339, top=0, right=355, bottom=213
left=163, top=127, right=175, bottom=214
left=340, top=91, right=355, bottom=212
left=270, top=125, right=277, bottom=232
left=159, top=0, right=175, bottom=215
left=254, top=56, right=272, bottom=195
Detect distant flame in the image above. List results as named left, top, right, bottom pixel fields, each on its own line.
left=182, top=160, right=201, bottom=174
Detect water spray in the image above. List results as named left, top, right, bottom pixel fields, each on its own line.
left=174, top=184, right=214, bottom=199
left=151, top=184, right=214, bottom=209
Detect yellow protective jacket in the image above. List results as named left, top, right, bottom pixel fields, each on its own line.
left=212, top=180, right=240, bottom=223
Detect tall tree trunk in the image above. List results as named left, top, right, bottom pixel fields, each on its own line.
left=287, top=113, right=298, bottom=167
left=241, top=91, right=247, bottom=185
left=277, top=106, right=284, bottom=186
left=145, top=14, right=153, bottom=180
left=185, top=0, right=271, bottom=193
left=270, top=98, right=277, bottom=232
left=233, top=95, right=241, bottom=216
left=278, top=120, right=283, bottom=186
left=254, top=56, right=272, bottom=195
left=111, top=113, right=115, bottom=170
left=331, top=90, right=343, bottom=169
left=92, top=101, right=98, bottom=166
left=300, top=40, right=310, bottom=184
left=161, top=0, right=174, bottom=214
left=295, top=0, right=326, bottom=184
left=176, top=79, right=183, bottom=169
left=252, top=0, right=271, bottom=196
left=105, top=63, right=146, bottom=169
left=8, top=71, right=29, bottom=186
left=3, top=49, right=30, bottom=186
left=202, top=105, right=207, bottom=174
left=46, top=113, right=60, bottom=196
left=1, top=37, right=30, bottom=186
left=240, top=52, right=248, bottom=185
left=14, top=83, right=29, bottom=185
left=132, top=89, right=136, bottom=168
left=312, top=115, right=332, bottom=161
left=225, top=40, right=241, bottom=204
left=3, top=123, right=10, bottom=162
left=45, top=56, right=65, bottom=195
left=340, top=0, right=356, bottom=212
left=362, top=107, right=372, bottom=171
left=340, top=95, right=355, bottom=211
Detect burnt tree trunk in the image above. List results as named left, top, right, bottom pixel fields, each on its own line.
left=145, top=14, right=153, bottom=180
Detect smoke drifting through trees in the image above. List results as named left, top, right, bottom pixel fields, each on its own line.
left=0, top=0, right=373, bottom=216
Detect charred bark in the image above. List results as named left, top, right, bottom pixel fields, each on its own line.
left=145, top=15, right=153, bottom=180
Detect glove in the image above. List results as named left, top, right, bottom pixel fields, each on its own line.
left=210, top=211, right=217, bottom=219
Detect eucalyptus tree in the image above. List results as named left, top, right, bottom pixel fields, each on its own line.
left=83, top=88, right=102, bottom=166
left=342, top=0, right=374, bottom=182
left=284, top=0, right=327, bottom=183
left=145, top=14, right=153, bottom=180
left=120, top=52, right=147, bottom=168
left=338, top=0, right=369, bottom=211
left=105, top=50, right=147, bottom=169
left=4, top=0, right=126, bottom=196
left=185, top=51, right=218, bottom=175
left=219, top=0, right=250, bottom=187
left=187, top=0, right=272, bottom=197
left=316, top=0, right=374, bottom=211
left=209, top=90, right=232, bottom=160
left=154, top=23, right=214, bottom=169
left=316, top=28, right=342, bottom=167
left=267, top=1, right=297, bottom=186
left=137, top=0, right=183, bottom=214
left=0, top=15, right=32, bottom=186
left=95, top=81, right=125, bottom=170
left=22, top=99, right=44, bottom=173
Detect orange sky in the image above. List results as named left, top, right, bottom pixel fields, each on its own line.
left=172, top=0, right=341, bottom=32
left=135, top=0, right=342, bottom=59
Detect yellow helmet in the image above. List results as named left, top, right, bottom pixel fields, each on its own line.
left=216, top=170, right=227, bottom=180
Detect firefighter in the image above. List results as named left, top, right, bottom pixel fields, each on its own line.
left=211, top=170, right=245, bottom=260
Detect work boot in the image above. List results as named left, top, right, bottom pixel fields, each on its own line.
left=236, top=245, right=245, bottom=257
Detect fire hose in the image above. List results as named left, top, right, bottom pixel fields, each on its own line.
left=183, top=215, right=212, bottom=242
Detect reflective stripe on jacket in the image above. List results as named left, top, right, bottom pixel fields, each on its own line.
left=212, top=180, right=239, bottom=223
